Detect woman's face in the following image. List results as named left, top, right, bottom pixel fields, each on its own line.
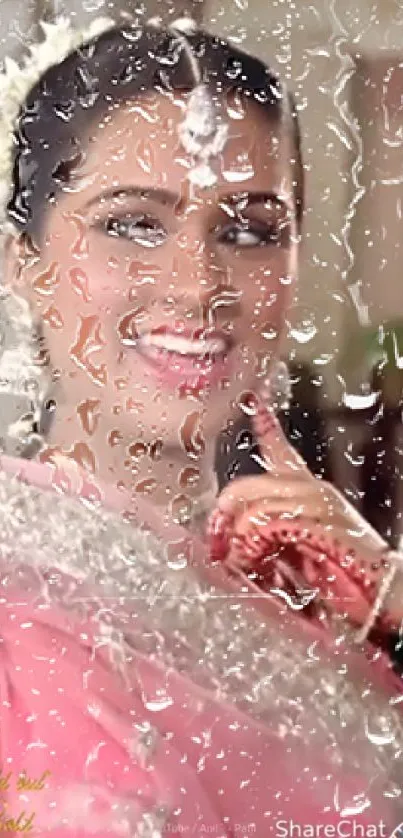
left=17, top=91, right=298, bottom=454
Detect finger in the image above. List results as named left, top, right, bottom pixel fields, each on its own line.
left=252, top=399, right=312, bottom=477
left=216, top=475, right=308, bottom=517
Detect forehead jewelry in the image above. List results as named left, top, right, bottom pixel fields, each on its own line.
left=161, top=17, right=229, bottom=189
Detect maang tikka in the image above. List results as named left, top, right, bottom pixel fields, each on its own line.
left=154, top=17, right=229, bottom=189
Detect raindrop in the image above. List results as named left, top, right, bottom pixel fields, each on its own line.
left=53, top=100, right=75, bottom=123
left=74, top=65, right=99, bottom=109
left=44, top=399, right=57, bottom=415
left=342, top=391, right=380, bottom=410
left=226, top=58, right=243, bottom=80
left=42, top=305, right=64, bottom=330
left=32, top=263, right=60, bottom=296
left=165, top=537, right=192, bottom=570
left=364, top=713, right=397, bottom=746
left=223, top=158, right=255, bottom=183
left=261, top=323, right=278, bottom=341
left=179, top=411, right=205, bottom=459
left=77, top=399, right=100, bottom=436
left=179, top=465, right=200, bottom=489
left=289, top=317, right=317, bottom=344
left=143, top=438, right=161, bottom=462
left=344, top=450, right=365, bottom=467
left=66, top=213, right=89, bottom=260
left=117, top=309, right=143, bottom=346
left=69, top=268, right=92, bottom=303
left=127, top=259, right=160, bottom=285
left=143, top=694, right=174, bottom=712
left=136, top=479, right=157, bottom=496
left=52, top=151, right=88, bottom=191
left=235, top=429, right=253, bottom=451
left=170, top=493, right=192, bottom=526
left=70, top=316, right=107, bottom=386
left=109, top=430, right=123, bottom=448
left=135, top=139, right=154, bottom=174
left=129, top=441, right=148, bottom=460
left=236, top=391, right=258, bottom=417
left=82, top=0, right=105, bottom=10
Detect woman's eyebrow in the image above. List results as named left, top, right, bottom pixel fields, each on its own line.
left=219, top=191, right=292, bottom=211
left=83, top=186, right=180, bottom=210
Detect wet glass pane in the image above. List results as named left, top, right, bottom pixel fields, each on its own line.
left=0, top=2, right=402, bottom=834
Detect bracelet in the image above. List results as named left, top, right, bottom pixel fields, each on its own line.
left=354, top=549, right=402, bottom=645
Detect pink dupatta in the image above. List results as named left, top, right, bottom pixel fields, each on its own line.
left=0, top=454, right=401, bottom=836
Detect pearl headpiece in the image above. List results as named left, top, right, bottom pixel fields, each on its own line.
left=150, top=16, right=229, bottom=189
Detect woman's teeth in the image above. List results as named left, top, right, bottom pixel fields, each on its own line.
left=139, top=333, right=227, bottom=357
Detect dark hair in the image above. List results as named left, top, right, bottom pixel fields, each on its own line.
left=8, top=21, right=304, bottom=242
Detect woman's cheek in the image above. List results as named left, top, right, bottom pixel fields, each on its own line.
left=240, top=271, right=289, bottom=351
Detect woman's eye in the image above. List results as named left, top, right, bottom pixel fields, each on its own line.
left=217, top=221, right=282, bottom=248
left=103, top=215, right=166, bottom=247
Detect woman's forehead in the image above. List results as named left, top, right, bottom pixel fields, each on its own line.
left=56, top=93, right=294, bottom=215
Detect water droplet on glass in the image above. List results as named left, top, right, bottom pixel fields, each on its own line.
left=32, top=262, right=60, bottom=296
left=235, top=430, right=253, bottom=451
left=289, top=314, right=318, bottom=344
left=150, top=439, right=164, bottom=461
left=226, top=58, right=243, bottom=80
left=66, top=213, right=89, bottom=260
left=237, top=391, right=258, bottom=417
left=364, top=713, right=397, bottom=746
left=136, top=478, right=157, bottom=496
left=170, top=493, right=192, bottom=526
left=43, top=305, right=64, bottom=330
left=342, top=391, right=380, bottom=410
left=109, top=430, right=123, bottom=448
left=144, top=694, right=174, bottom=712
left=129, top=441, right=148, bottom=460
left=179, top=466, right=200, bottom=490
left=179, top=411, right=205, bottom=459
left=261, top=323, right=278, bottom=341
left=165, top=537, right=192, bottom=570
left=69, top=268, right=92, bottom=302
left=77, top=399, right=100, bottom=436
left=70, top=316, right=107, bottom=386
left=53, top=100, right=75, bottom=123
left=135, top=139, right=154, bottom=174
left=82, top=0, right=105, bottom=9
left=117, top=309, right=142, bottom=346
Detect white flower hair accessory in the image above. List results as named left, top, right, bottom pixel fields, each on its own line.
left=0, top=15, right=115, bottom=235
left=0, top=16, right=114, bottom=455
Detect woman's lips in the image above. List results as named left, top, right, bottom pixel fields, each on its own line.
left=134, top=327, right=235, bottom=389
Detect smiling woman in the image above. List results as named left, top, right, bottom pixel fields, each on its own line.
left=0, top=13, right=402, bottom=838
left=4, top=25, right=300, bottom=509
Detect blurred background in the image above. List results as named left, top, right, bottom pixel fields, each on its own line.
left=0, top=0, right=402, bottom=544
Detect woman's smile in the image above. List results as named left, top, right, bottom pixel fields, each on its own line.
left=128, top=325, right=236, bottom=390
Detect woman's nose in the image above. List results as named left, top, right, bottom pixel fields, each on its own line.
left=167, top=266, right=242, bottom=326
left=169, top=235, right=242, bottom=315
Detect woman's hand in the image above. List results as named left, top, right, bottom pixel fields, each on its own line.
left=209, top=402, right=401, bottom=636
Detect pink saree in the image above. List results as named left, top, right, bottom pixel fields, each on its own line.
left=0, top=453, right=402, bottom=836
